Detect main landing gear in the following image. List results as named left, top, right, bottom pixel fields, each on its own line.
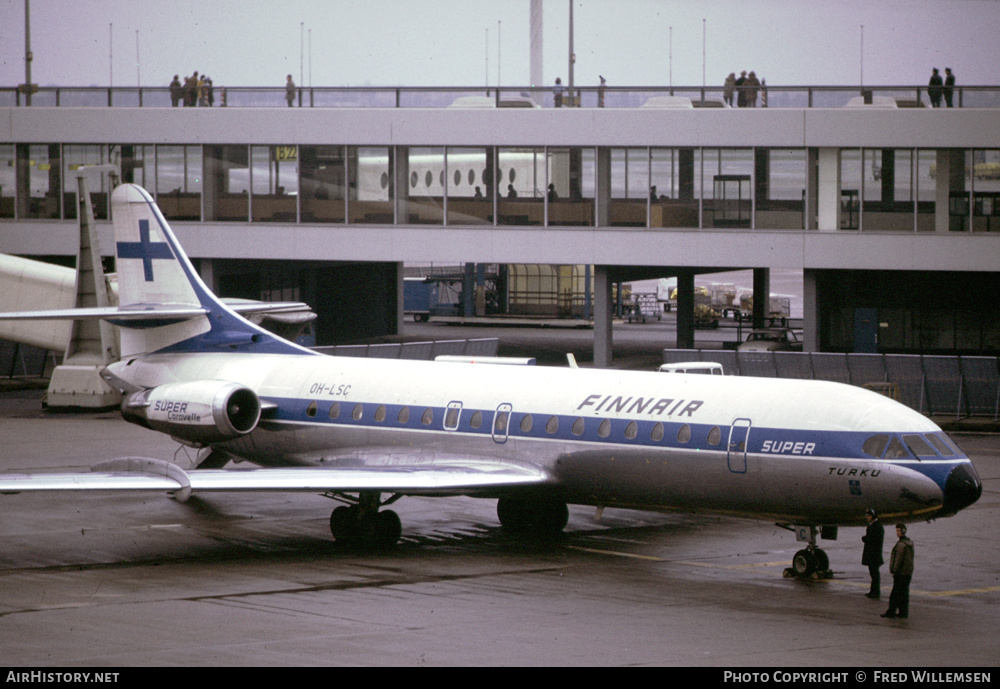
left=780, top=525, right=833, bottom=579
left=326, top=491, right=402, bottom=548
left=496, top=496, right=569, bottom=535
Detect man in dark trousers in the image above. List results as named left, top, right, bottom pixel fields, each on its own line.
left=928, top=68, right=944, bottom=107
left=883, top=524, right=915, bottom=619
left=862, top=508, right=884, bottom=598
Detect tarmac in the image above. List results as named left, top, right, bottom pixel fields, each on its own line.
left=0, top=320, right=996, bottom=667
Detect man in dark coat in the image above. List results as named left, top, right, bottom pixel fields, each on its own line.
left=928, top=68, right=944, bottom=107
left=862, top=508, right=884, bottom=598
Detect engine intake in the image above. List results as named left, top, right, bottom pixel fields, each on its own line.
left=122, top=380, right=261, bottom=446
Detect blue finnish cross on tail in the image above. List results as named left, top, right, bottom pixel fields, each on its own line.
left=117, top=219, right=173, bottom=282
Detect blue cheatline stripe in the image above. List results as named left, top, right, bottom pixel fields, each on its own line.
left=258, top=396, right=968, bottom=487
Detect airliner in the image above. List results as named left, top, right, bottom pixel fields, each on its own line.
left=0, top=184, right=982, bottom=577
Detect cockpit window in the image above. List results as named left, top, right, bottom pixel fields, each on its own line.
left=925, top=433, right=954, bottom=457
left=934, top=432, right=964, bottom=457
left=862, top=434, right=889, bottom=458
left=883, top=436, right=911, bottom=459
left=903, top=434, right=937, bottom=459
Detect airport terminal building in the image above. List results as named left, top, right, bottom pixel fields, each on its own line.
left=1, top=86, right=998, bottom=363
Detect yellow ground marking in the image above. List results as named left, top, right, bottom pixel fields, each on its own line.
left=567, top=546, right=1000, bottom=596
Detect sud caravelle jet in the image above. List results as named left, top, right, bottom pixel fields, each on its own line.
left=0, top=184, right=983, bottom=577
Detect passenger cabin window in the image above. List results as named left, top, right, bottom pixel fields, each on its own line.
left=520, top=414, right=533, bottom=433
left=677, top=424, right=691, bottom=443
left=651, top=423, right=664, bottom=441
left=470, top=410, right=483, bottom=429
left=306, top=401, right=318, bottom=417
left=624, top=421, right=638, bottom=440
left=546, top=416, right=559, bottom=434
left=445, top=405, right=461, bottom=429
left=494, top=412, right=509, bottom=433
left=329, top=402, right=340, bottom=419
left=352, top=404, right=364, bottom=421
left=375, top=405, right=387, bottom=422
left=707, top=426, right=721, bottom=446
left=398, top=407, right=410, bottom=424
left=863, top=434, right=890, bottom=458
left=421, top=408, right=434, bottom=425
left=572, top=418, right=585, bottom=436
left=598, top=419, right=611, bottom=438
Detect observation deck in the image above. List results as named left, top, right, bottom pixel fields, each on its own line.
left=1, top=85, right=999, bottom=359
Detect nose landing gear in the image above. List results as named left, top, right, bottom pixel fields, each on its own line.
left=781, top=525, right=833, bottom=579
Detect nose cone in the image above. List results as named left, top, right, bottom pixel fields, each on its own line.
left=940, top=463, right=982, bottom=517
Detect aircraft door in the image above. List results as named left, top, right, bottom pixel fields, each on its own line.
left=727, top=418, right=751, bottom=473
left=492, top=403, right=512, bottom=444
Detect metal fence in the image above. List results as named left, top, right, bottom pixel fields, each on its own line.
left=5, top=84, right=1000, bottom=109
left=661, top=349, right=1000, bottom=420
left=0, top=341, right=54, bottom=379
left=316, top=338, right=499, bottom=360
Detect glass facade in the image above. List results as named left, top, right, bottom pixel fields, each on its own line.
left=300, top=146, right=346, bottom=223
left=0, top=143, right=994, bottom=234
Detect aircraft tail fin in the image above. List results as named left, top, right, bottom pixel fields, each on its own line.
left=110, top=184, right=314, bottom=358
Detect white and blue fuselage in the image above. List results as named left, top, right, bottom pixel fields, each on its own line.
left=1, top=183, right=982, bottom=562
left=105, top=347, right=980, bottom=527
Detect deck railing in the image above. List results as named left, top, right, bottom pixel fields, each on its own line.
left=4, top=84, right=999, bottom=109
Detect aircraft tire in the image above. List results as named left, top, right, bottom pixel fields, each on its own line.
left=374, top=510, right=402, bottom=547
left=814, top=548, right=830, bottom=572
left=497, top=497, right=568, bottom=534
left=330, top=506, right=354, bottom=541
left=791, top=549, right=818, bottom=577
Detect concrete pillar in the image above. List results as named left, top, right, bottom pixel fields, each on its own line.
left=754, top=148, right=770, bottom=205
left=676, top=271, right=695, bottom=350
left=753, top=268, right=770, bottom=329
left=678, top=149, right=695, bottom=201
left=805, top=148, right=818, bottom=230
left=936, top=149, right=965, bottom=232
left=394, top=261, right=404, bottom=334
left=198, top=258, right=216, bottom=294
left=880, top=149, right=895, bottom=203
left=803, top=268, right=819, bottom=352
left=393, top=146, right=407, bottom=224
left=817, top=148, right=841, bottom=231
left=593, top=265, right=613, bottom=368
left=463, top=263, right=475, bottom=317
left=596, top=147, right=611, bottom=226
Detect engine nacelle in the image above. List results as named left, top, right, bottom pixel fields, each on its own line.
left=122, top=380, right=261, bottom=446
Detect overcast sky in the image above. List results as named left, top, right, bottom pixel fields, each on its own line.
left=2, top=0, right=998, bottom=89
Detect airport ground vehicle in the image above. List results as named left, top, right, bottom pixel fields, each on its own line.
left=737, top=328, right=804, bottom=352
left=625, top=293, right=662, bottom=323
left=658, top=362, right=724, bottom=375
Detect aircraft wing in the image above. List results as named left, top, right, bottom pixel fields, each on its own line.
left=0, top=456, right=549, bottom=502
left=222, top=300, right=314, bottom=316
left=0, top=305, right=209, bottom=321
